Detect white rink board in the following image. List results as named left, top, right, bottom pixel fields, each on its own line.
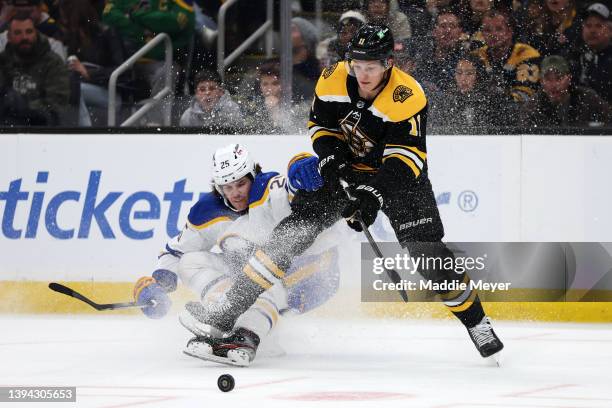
left=0, top=134, right=611, bottom=281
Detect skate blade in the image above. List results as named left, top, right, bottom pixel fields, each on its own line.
left=183, top=349, right=251, bottom=367
left=179, top=311, right=226, bottom=338
left=485, top=350, right=503, bottom=367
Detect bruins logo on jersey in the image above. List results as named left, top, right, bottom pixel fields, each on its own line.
left=340, top=110, right=375, bottom=157
left=393, top=85, right=413, bottom=103
left=322, top=62, right=338, bottom=79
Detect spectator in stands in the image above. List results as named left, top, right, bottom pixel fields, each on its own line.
left=291, top=17, right=320, bottom=103
left=540, top=0, right=581, bottom=55
left=317, top=10, right=366, bottom=69
left=363, top=0, right=412, bottom=41
left=473, top=10, right=541, bottom=102
left=244, top=58, right=309, bottom=134
left=515, top=0, right=549, bottom=53
left=103, top=0, right=194, bottom=59
left=103, top=0, right=195, bottom=120
left=571, top=3, right=611, bottom=104
left=0, top=0, right=60, bottom=38
left=0, top=0, right=65, bottom=59
left=522, top=55, right=611, bottom=126
left=415, top=9, right=469, bottom=91
left=412, top=0, right=457, bottom=40
left=0, top=13, right=69, bottom=125
left=459, top=0, right=493, bottom=36
left=397, top=0, right=431, bottom=40
left=429, top=54, right=514, bottom=129
left=59, top=0, right=125, bottom=126
left=179, top=69, right=244, bottom=129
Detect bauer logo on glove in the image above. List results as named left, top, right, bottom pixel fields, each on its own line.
left=341, top=184, right=384, bottom=231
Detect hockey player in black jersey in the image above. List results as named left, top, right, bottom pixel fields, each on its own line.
left=182, top=23, right=504, bottom=363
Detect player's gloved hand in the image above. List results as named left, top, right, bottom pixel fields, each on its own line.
left=133, top=270, right=176, bottom=319
left=288, top=156, right=324, bottom=192
left=318, top=153, right=351, bottom=193
left=341, top=184, right=384, bottom=232
left=151, top=269, right=178, bottom=292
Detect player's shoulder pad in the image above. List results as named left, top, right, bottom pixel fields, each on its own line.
left=315, top=61, right=350, bottom=103
left=509, top=43, right=540, bottom=65
left=187, top=192, right=235, bottom=229
left=369, top=67, right=427, bottom=122
left=248, top=171, right=280, bottom=208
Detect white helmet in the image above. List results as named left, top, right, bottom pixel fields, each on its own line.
left=212, top=144, right=256, bottom=194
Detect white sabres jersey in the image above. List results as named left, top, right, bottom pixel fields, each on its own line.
left=157, top=171, right=293, bottom=274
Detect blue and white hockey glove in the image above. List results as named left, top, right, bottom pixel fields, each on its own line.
left=133, top=269, right=176, bottom=319
left=341, top=184, right=384, bottom=232
left=288, top=156, right=324, bottom=192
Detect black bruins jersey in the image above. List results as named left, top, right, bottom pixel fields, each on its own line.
left=309, top=61, right=428, bottom=191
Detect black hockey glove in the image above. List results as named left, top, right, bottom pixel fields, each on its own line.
left=341, top=184, right=384, bottom=232
left=318, top=153, right=351, bottom=193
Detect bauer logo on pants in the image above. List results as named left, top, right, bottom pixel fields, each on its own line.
left=398, top=217, right=433, bottom=231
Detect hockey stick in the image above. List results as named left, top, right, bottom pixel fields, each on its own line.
left=340, top=180, right=409, bottom=302
left=48, top=282, right=154, bottom=311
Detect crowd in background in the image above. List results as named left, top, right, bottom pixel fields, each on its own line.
left=0, top=0, right=609, bottom=132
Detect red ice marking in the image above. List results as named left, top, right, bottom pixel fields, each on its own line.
left=502, top=384, right=577, bottom=398
left=98, top=395, right=178, bottom=408
left=270, top=391, right=414, bottom=401
left=240, top=376, right=309, bottom=389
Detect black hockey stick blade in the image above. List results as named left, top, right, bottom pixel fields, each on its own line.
left=48, top=282, right=153, bottom=311
left=339, top=180, right=409, bottom=302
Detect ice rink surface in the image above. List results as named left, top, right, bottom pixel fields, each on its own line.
left=2, top=314, right=612, bottom=408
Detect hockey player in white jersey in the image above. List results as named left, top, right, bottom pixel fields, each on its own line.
left=132, top=144, right=340, bottom=366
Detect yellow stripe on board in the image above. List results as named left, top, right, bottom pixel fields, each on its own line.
left=2, top=281, right=612, bottom=322
left=0, top=281, right=166, bottom=315
left=363, top=301, right=612, bottom=322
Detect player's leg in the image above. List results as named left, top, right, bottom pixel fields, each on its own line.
left=183, top=188, right=346, bottom=332
left=176, top=251, right=231, bottom=302
left=383, top=178, right=503, bottom=360
left=184, top=281, right=287, bottom=366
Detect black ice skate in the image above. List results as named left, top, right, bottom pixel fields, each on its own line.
left=183, top=327, right=260, bottom=367
left=467, top=316, right=504, bottom=364
left=179, top=300, right=237, bottom=337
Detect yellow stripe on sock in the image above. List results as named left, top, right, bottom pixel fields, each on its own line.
left=244, top=264, right=272, bottom=290
left=255, top=250, right=285, bottom=279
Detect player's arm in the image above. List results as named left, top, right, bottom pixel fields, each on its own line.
left=156, top=221, right=218, bottom=272
left=342, top=103, right=428, bottom=231
left=309, top=95, right=352, bottom=189
left=309, top=94, right=347, bottom=159
left=135, top=198, right=231, bottom=318
left=374, top=105, right=429, bottom=195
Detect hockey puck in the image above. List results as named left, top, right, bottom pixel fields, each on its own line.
left=217, top=374, right=235, bottom=392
